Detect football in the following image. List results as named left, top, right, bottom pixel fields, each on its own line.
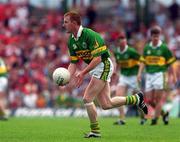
left=52, top=67, right=70, bottom=86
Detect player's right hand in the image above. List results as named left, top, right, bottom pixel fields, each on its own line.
left=59, top=86, right=67, bottom=92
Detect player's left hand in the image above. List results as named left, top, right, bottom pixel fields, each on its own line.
left=76, top=72, right=85, bottom=88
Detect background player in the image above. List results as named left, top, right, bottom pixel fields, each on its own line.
left=137, top=25, right=176, bottom=125
left=113, top=33, right=146, bottom=125
left=0, top=57, right=8, bottom=120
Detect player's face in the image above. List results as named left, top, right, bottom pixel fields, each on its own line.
left=151, top=34, right=160, bottom=45
left=118, top=38, right=127, bottom=48
left=63, top=16, right=74, bottom=33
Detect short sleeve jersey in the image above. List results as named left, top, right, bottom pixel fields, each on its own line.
left=68, top=27, right=110, bottom=64
left=113, top=46, right=140, bottom=76
left=140, top=42, right=176, bottom=73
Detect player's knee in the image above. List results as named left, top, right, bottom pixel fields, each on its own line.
left=83, top=97, right=92, bottom=104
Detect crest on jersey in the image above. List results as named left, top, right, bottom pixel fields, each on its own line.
left=124, top=54, right=129, bottom=59
left=147, top=50, right=151, bottom=55
left=116, top=55, right=120, bottom=60
left=157, top=50, right=162, bottom=55
left=73, top=44, right=78, bottom=50
left=82, top=42, right=87, bottom=49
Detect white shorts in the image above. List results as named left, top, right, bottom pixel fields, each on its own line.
left=118, top=75, right=139, bottom=90
left=145, top=72, right=166, bottom=92
left=0, top=77, right=8, bottom=92
left=89, top=58, right=114, bottom=82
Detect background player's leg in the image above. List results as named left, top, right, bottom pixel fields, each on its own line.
left=114, top=85, right=127, bottom=125
left=0, top=92, right=8, bottom=120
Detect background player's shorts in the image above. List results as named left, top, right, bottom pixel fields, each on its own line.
left=89, top=58, right=113, bottom=82
left=0, top=77, right=8, bottom=92
left=145, top=72, right=166, bottom=92
left=118, top=75, right=139, bottom=90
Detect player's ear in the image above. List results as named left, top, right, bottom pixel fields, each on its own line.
left=71, top=20, right=78, bottom=26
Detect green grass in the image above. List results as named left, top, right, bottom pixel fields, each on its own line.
left=0, top=117, right=180, bottom=142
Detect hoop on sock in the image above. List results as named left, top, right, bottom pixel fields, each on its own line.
left=84, top=102, right=94, bottom=106
left=135, top=94, right=140, bottom=105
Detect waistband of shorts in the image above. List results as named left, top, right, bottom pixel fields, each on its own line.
left=102, top=57, right=111, bottom=62
left=147, top=71, right=165, bottom=75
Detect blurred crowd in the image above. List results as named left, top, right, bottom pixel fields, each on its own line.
left=0, top=0, right=179, bottom=111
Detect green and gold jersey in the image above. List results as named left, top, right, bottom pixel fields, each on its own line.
left=140, top=41, right=176, bottom=73
left=0, top=58, right=7, bottom=77
left=68, top=26, right=110, bottom=64
left=114, top=46, right=140, bottom=76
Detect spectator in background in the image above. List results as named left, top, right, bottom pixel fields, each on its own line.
left=86, top=4, right=97, bottom=28
left=168, top=0, right=179, bottom=22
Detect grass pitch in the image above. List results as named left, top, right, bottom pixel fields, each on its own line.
left=0, top=117, right=180, bottom=142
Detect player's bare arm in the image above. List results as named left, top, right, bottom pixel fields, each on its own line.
left=68, top=63, right=77, bottom=77
left=76, top=56, right=101, bottom=87
left=137, top=62, right=145, bottom=82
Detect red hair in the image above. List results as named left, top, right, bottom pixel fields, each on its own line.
left=64, top=11, right=81, bottom=25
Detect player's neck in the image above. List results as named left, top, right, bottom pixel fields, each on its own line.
left=152, top=42, right=158, bottom=46
left=120, top=46, right=125, bottom=51
left=119, top=45, right=128, bottom=53
left=120, top=45, right=126, bottom=51
left=152, top=41, right=159, bottom=47
left=72, top=31, right=78, bottom=38
left=73, top=25, right=81, bottom=38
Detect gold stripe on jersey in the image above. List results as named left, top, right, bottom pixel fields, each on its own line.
left=91, top=46, right=107, bottom=55
left=145, top=56, right=166, bottom=66
left=140, top=56, right=145, bottom=62
left=118, top=59, right=139, bottom=68
left=94, top=39, right=99, bottom=49
left=70, top=56, right=78, bottom=61
left=166, top=57, right=176, bottom=65
left=0, top=66, right=7, bottom=74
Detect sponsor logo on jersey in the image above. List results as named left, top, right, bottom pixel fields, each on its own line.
left=76, top=50, right=93, bottom=60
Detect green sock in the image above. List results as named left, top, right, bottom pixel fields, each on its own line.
left=0, top=110, right=5, bottom=117
left=161, top=110, right=165, bottom=116
left=90, top=121, right=100, bottom=134
left=125, top=95, right=138, bottom=105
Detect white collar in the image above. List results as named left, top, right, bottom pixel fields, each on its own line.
left=150, top=40, right=162, bottom=48
left=118, top=45, right=128, bottom=53
left=72, top=25, right=83, bottom=41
